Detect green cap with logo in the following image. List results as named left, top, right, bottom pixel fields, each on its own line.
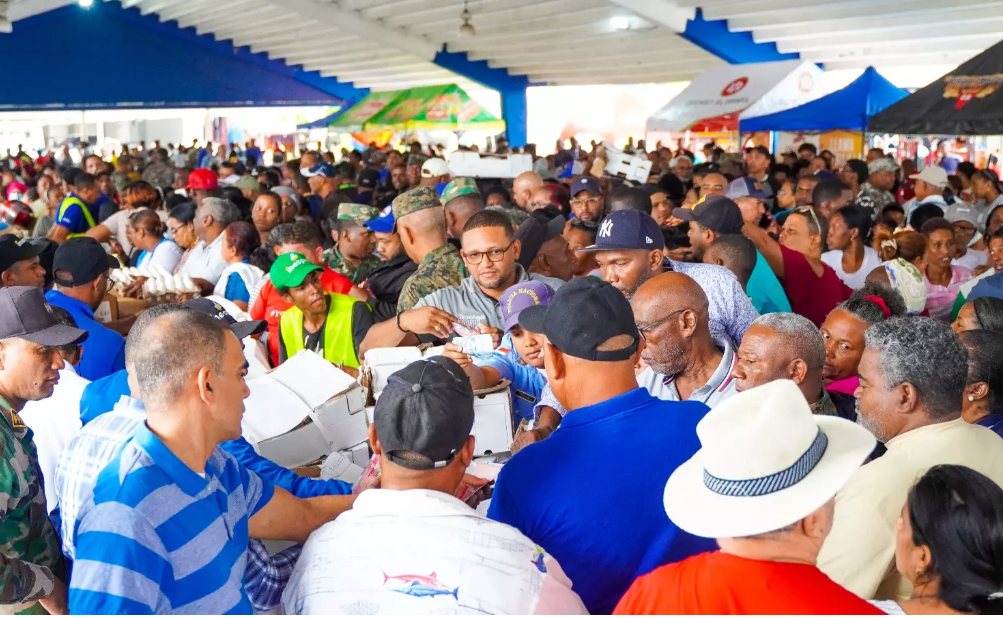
left=392, top=186, right=442, bottom=220
left=407, top=154, right=429, bottom=167
left=233, top=176, right=261, bottom=192
left=441, top=177, right=479, bottom=206
left=337, top=203, right=381, bottom=226
left=270, top=252, right=322, bottom=290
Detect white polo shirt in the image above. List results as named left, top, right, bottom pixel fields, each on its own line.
left=179, top=233, right=227, bottom=284
left=636, top=336, right=739, bottom=408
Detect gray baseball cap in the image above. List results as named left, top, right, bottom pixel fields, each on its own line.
left=0, top=286, right=88, bottom=346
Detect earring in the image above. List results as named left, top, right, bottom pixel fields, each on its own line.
left=969, top=395, right=975, bottom=402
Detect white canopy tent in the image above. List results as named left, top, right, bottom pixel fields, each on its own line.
left=646, top=60, right=825, bottom=133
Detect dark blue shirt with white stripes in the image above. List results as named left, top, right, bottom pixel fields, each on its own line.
left=68, top=423, right=274, bottom=614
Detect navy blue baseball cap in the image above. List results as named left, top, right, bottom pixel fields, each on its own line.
left=301, top=162, right=336, bottom=178
left=570, top=176, right=601, bottom=197
left=577, top=209, right=665, bottom=253
left=365, top=205, right=396, bottom=233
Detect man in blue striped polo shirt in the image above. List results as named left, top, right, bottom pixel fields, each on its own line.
left=69, top=310, right=355, bottom=614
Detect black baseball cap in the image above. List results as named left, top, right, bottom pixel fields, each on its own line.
left=519, top=276, right=638, bottom=362
left=375, top=356, right=474, bottom=471
left=673, top=195, right=744, bottom=234
left=514, top=212, right=566, bottom=268
left=0, top=235, right=44, bottom=272
left=0, top=286, right=87, bottom=346
left=52, top=238, right=119, bottom=287
left=357, top=168, right=379, bottom=189
left=578, top=209, right=665, bottom=253
left=183, top=298, right=267, bottom=340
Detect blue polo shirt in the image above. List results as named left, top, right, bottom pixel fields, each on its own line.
left=45, top=290, right=125, bottom=381
left=748, top=250, right=791, bottom=314
left=78, top=369, right=351, bottom=498
left=487, top=387, right=715, bottom=615
left=474, top=346, right=546, bottom=423
left=70, top=424, right=274, bottom=614
left=54, top=193, right=97, bottom=235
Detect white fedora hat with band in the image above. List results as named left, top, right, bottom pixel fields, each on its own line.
left=664, top=380, right=876, bottom=539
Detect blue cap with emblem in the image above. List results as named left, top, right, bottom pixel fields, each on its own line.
left=365, top=205, right=396, bottom=234
left=576, top=209, right=665, bottom=253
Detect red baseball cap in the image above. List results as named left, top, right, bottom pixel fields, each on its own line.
left=187, top=169, right=218, bottom=190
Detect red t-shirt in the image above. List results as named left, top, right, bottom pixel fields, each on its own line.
left=614, top=551, right=884, bottom=615
left=250, top=266, right=355, bottom=366
left=779, top=245, right=852, bottom=327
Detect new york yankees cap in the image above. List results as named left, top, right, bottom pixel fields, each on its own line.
left=576, top=209, right=666, bottom=253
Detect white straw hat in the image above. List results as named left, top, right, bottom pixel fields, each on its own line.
left=664, top=380, right=875, bottom=539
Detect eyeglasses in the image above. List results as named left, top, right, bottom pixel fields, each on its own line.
left=570, top=197, right=601, bottom=209
left=636, top=308, right=685, bottom=342
left=462, top=240, right=516, bottom=265
left=796, top=206, right=822, bottom=235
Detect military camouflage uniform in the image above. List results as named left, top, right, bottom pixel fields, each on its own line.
left=326, top=203, right=383, bottom=283
left=141, top=161, right=175, bottom=190
left=0, top=393, right=65, bottom=606
left=855, top=181, right=897, bottom=215
left=397, top=244, right=468, bottom=312
left=392, top=187, right=468, bottom=312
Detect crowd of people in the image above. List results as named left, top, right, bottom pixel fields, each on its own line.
left=0, top=135, right=1003, bottom=615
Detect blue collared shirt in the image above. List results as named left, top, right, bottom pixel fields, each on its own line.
left=70, top=422, right=274, bottom=614
left=45, top=290, right=125, bottom=381
left=488, top=387, right=714, bottom=614
left=54, top=396, right=298, bottom=612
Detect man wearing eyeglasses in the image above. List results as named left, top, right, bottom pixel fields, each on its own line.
left=569, top=176, right=605, bottom=223
left=631, top=272, right=739, bottom=407
left=360, top=209, right=565, bottom=354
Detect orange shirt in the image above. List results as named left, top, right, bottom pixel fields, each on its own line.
left=250, top=266, right=354, bottom=366
left=614, top=551, right=884, bottom=615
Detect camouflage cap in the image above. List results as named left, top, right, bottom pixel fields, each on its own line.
left=407, top=154, right=429, bottom=167
left=338, top=203, right=381, bottom=225
left=441, top=177, right=479, bottom=205
left=718, top=152, right=743, bottom=167
left=393, top=186, right=442, bottom=220
left=868, top=158, right=899, bottom=174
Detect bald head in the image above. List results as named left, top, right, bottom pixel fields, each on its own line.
left=700, top=173, right=728, bottom=196
left=513, top=171, right=544, bottom=210
left=631, top=272, right=714, bottom=377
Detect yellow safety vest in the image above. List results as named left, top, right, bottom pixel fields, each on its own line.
left=278, top=292, right=361, bottom=368
left=55, top=195, right=97, bottom=238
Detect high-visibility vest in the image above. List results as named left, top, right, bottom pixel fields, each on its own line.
left=278, top=292, right=361, bottom=368
left=56, top=195, right=96, bottom=238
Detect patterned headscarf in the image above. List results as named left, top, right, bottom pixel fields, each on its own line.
left=884, top=258, right=928, bottom=315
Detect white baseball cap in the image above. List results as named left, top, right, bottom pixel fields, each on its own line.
left=421, top=158, right=449, bottom=178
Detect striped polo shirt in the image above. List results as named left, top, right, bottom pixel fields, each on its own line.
left=68, top=423, right=274, bottom=614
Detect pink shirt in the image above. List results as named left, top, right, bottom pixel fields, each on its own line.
left=923, top=265, right=972, bottom=322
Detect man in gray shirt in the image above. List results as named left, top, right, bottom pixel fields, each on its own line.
left=360, top=210, right=563, bottom=353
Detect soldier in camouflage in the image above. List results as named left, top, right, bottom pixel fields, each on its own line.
left=393, top=186, right=468, bottom=312
left=441, top=177, right=485, bottom=239
left=406, top=154, right=428, bottom=190
left=140, top=147, right=176, bottom=191
left=855, top=157, right=899, bottom=216
left=0, top=287, right=88, bottom=613
left=325, top=203, right=383, bottom=284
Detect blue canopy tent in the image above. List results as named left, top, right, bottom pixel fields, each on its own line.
left=740, top=67, right=908, bottom=133
left=0, top=1, right=364, bottom=110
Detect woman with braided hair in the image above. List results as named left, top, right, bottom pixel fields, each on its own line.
left=819, top=281, right=908, bottom=396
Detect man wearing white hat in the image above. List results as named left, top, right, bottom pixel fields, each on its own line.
left=903, top=166, right=948, bottom=222
left=420, top=158, right=450, bottom=188
left=615, top=380, right=880, bottom=615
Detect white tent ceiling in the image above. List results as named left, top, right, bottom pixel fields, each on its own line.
left=9, top=0, right=1001, bottom=89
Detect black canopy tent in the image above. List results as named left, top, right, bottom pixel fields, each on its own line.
left=869, top=38, right=1003, bottom=135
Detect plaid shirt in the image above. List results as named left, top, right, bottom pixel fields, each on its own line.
left=53, top=396, right=297, bottom=611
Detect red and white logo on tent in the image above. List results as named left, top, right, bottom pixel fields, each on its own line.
left=721, top=77, right=748, bottom=97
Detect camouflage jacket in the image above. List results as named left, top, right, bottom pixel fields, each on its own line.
left=396, top=243, right=468, bottom=313
left=325, top=246, right=382, bottom=284
left=855, top=182, right=897, bottom=214
left=141, top=161, right=175, bottom=190
left=0, top=394, right=65, bottom=605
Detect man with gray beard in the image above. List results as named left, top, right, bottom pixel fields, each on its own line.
left=630, top=271, right=738, bottom=407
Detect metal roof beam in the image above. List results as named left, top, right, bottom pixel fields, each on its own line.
left=258, top=0, right=439, bottom=60
left=607, top=0, right=695, bottom=32
left=464, top=31, right=693, bottom=60
left=784, top=31, right=1003, bottom=56
left=728, top=0, right=1003, bottom=31
left=502, top=50, right=713, bottom=73
left=404, top=2, right=612, bottom=34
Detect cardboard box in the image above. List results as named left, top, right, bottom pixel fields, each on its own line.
left=448, top=151, right=533, bottom=179
left=243, top=351, right=368, bottom=468
left=94, top=292, right=118, bottom=322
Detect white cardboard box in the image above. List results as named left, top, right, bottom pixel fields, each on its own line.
left=447, top=151, right=533, bottom=179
